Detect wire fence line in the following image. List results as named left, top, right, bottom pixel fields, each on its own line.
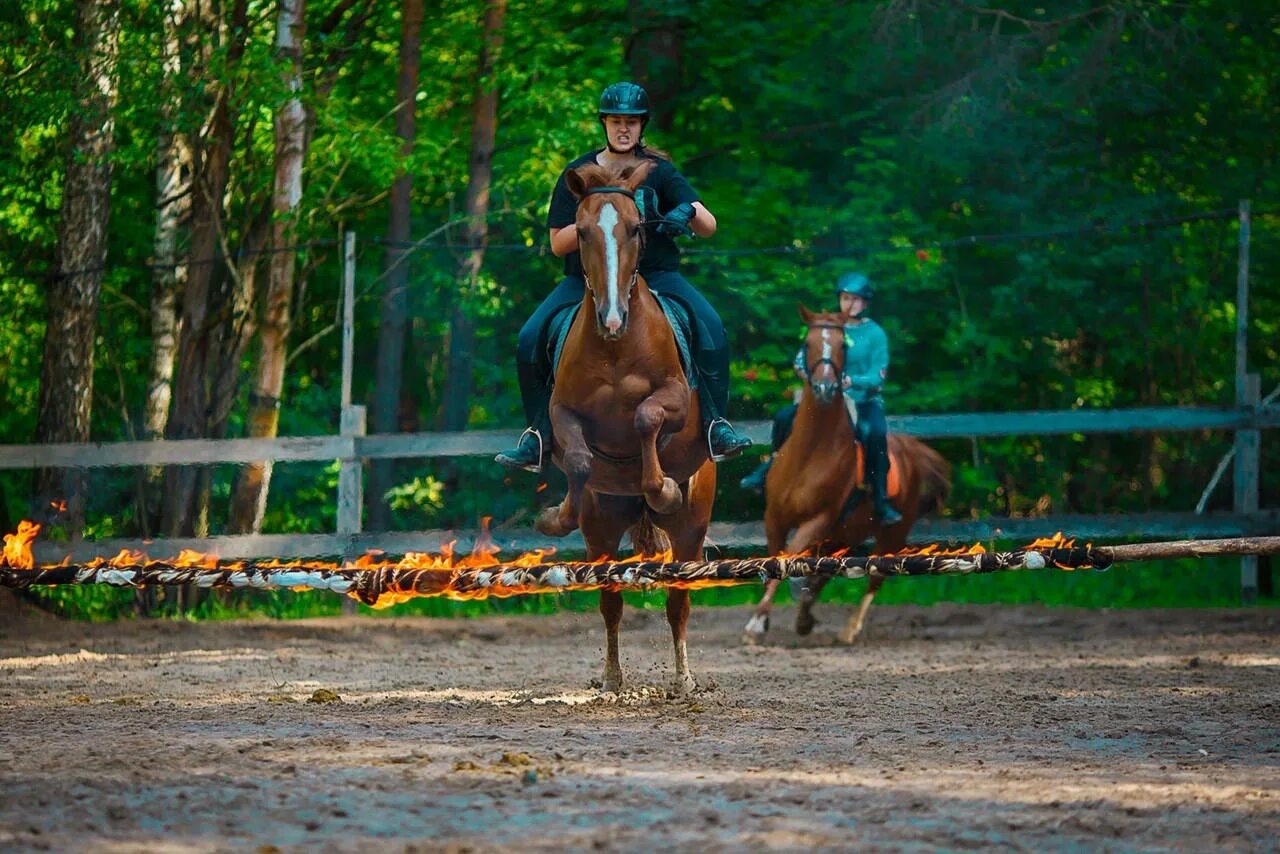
left=9, top=204, right=1272, bottom=283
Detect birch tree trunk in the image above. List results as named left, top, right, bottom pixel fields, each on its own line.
left=139, top=0, right=191, bottom=539
left=227, top=0, right=308, bottom=534
left=33, top=0, right=121, bottom=536
left=368, top=0, right=424, bottom=531
left=440, top=0, right=505, bottom=433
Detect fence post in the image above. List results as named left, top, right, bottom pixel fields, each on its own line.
left=338, top=231, right=362, bottom=614
left=1234, top=201, right=1256, bottom=603
left=1235, top=373, right=1260, bottom=603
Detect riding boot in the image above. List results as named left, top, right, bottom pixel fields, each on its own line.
left=739, top=456, right=773, bottom=493
left=696, top=344, right=752, bottom=461
left=864, top=431, right=903, bottom=525
left=495, top=361, right=552, bottom=473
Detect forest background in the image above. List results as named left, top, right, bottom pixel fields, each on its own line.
left=1, top=0, right=1276, bottom=617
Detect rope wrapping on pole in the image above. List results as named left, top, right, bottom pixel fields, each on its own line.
left=3, top=537, right=1277, bottom=607
left=0, top=548, right=1091, bottom=606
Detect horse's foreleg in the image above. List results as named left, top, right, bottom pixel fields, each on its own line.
left=635, top=383, right=686, bottom=515
left=743, top=513, right=791, bottom=642
left=535, top=406, right=591, bottom=538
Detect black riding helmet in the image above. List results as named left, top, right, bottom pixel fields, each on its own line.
left=598, top=82, right=650, bottom=132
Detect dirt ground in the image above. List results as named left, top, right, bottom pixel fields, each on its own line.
left=1, top=592, right=1277, bottom=852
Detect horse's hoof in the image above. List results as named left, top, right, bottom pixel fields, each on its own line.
left=534, top=506, right=576, bottom=537
left=795, top=608, right=818, bottom=636
left=742, top=613, right=769, bottom=644
left=669, top=672, right=696, bottom=698
left=837, top=627, right=861, bottom=645
left=645, top=477, right=682, bottom=515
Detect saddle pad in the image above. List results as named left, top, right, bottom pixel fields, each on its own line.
left=550, top=294, right=696, bottom=388
left=854, top=448, right=901, bottom=499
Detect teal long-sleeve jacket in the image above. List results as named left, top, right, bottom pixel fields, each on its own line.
left=792, top=317, right=889, bottom=404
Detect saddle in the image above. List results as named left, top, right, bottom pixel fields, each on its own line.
left=549, top=293, right=697, bottom=387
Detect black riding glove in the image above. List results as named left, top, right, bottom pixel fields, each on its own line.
left=657, top=202, right=697, bottom=237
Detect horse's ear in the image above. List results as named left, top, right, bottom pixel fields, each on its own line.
left=617, top=159, right=655, bottom=190
left=798, top=304, right=814, bottom=324
left=565, top=167, right=588, bottom=200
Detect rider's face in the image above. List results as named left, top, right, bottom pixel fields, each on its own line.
left=840, top=292, right=866, bottom=319
left=602, top=115, right=643, bottom=153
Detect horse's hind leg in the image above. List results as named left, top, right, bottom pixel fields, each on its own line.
left=839, top=575, right=884, bottom=644
left=635, top=386, right=685, bottom=515
left=585, top=493, right=636, bottom=693
left=794, top=574, right=831, bottom=637
left=657, top=463, right=714, bottom=696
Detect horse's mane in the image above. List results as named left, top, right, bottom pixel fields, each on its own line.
left=571, top=162, right=617, bottom=190
left=806, top=311, right=847, bottom=327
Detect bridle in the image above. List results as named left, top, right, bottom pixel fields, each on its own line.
left=801, top=322, right=847, bottom=384
left=578, top=185, right=647, bottom=293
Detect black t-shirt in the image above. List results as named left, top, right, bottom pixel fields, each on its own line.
left=546, top=149, right=700, bottom=277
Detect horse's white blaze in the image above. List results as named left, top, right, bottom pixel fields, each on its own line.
left=821, top=329, right=832, bottom=361
left=598, top=202, right=622, bottom=329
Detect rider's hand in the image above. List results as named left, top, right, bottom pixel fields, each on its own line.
left=657, top=202, right=696, bottom=237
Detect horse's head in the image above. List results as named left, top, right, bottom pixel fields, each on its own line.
left=798, top=305, right=848, bottom=404
left=565, top=160, right=655, bottom=339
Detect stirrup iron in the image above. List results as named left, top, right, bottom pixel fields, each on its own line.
left=504, top=426, right=544, bottom=473
left=706, top=417, right=733, bottom=463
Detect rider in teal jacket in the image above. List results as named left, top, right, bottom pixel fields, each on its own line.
left=740, top=272, right=902, bottom=525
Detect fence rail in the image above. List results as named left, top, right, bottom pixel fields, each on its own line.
left=28, top=512, right=1280, bottom=565
left=2, top=406, right=1276, bottom=470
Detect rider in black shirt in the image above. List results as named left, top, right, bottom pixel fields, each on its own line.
left=496, top=82, right=753, bottom=471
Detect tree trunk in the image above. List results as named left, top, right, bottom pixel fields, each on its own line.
left=228, top=0, right=308, bottom=534
left=626, top=0, right=682, bottom=134
left=33, top=0, right=121, bottom=536
left=368, top=0, right=424, bottom=532
left=140, top=0, right=191, bottom=541
left=440, top=0, right=505, bottom=433
left=162, top=0, right=249, bottom=538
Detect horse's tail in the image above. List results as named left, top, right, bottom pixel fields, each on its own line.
left=630, top=513, right=672, bottom=557
left=891, top=434, right=952, bottom=516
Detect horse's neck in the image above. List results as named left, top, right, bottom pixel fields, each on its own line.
left=792, top=389, right=854, bottom=449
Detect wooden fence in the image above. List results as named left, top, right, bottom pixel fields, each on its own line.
left=6, top=204, right=1274, bottom=599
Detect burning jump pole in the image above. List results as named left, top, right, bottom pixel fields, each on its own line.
left=2, top=527, right=1278, bottom=608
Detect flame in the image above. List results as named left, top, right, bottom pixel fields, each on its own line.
left=883, top=541, right=987, bottom=558
left=2, top=520, right=40, bottom=569
left=2, top=517, right=1101, bottom=605
left=1026, top=531, right=1072, bottom=549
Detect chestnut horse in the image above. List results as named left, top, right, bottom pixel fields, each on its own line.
left=742, top=307, right=951, bottom=645
left=534, top=160, right=715, bottom=695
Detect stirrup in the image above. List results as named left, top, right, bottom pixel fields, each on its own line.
left=706, top=417, right=746, bottom=463
left=496, top=426, right=544, bottom=474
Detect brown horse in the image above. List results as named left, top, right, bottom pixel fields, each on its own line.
left=534, top=160, right=715, bottom=695
left=742, top=307, right=951, bottom=645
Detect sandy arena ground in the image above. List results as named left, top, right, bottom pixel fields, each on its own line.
left=1, top=592, right=1277, bottom=851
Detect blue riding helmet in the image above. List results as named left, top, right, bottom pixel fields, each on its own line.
left=835, top=272, right=874, bottom=300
